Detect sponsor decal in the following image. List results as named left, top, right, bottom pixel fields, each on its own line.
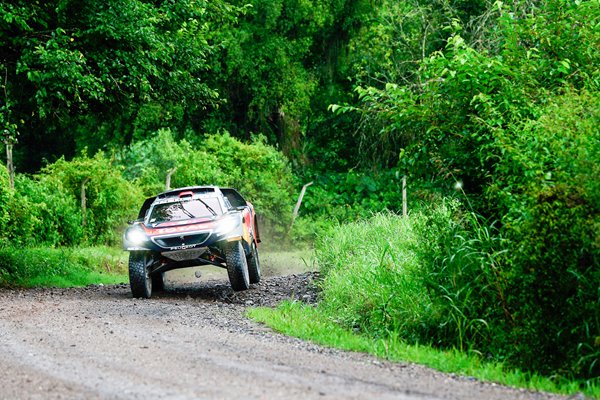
left=169, top=244, right=197, bottom=250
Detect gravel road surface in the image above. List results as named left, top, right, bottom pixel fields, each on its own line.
left=0, top=269, right=569, bottom=400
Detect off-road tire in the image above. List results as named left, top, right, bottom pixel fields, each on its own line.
left=247, top=240, right=261, bottom=284
left=224, top=241, right=250, bottom=291
left=151, top=272, right=165, bottom=292
left=129, top=251, right=152, bottom=299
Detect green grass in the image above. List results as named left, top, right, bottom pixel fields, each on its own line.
left=248, top=301, right=599, bottom=398
left=0, top=246, right=128, bottom=288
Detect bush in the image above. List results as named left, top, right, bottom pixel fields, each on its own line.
left=118, top=128, right=227, bottom=196
left=1, top=153, right=139, bottom=247
left=505, top=184, right=599, bottom=378
left=41, top=152, right=144, bottom=245
left=302, top=170, right=404, bottom=217
left=9, top=175, right=84, bottom=246
left=0, top=172, right=42, bottom=247
left=0, top=167, right=51, bottom=246
left=201, top=132, right=295, bottom=225
left=489, top=90, right=600, bottom=379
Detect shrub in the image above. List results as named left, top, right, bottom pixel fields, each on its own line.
left=41, top=152, right=144, bottom=245
left=10, top=175, right=84, bottom=246
left=504, top=184, right=599, bottom=378
left=302, top=171, right=404, bottom=216
left=201, top=132, right=295, bottom=225
left=118, top=128, right=227, bottom=196
left=489, top=90, right=600, bottom=379
left=0, top=172, right=42, bottom=245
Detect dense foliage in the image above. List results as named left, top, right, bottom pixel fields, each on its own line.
left=316, top=206, right=598, bottom=385
left=0, top=132, right=294, bottom=247
left=0, top=0, right=237, bottom=169
left=319, top=0, right=600, bottom=382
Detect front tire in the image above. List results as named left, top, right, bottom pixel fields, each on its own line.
left=247, top=240, right=261, bottom=284
left=224, top=241, right=250, bottom=291
left=129, top=251, right=152, bottom=299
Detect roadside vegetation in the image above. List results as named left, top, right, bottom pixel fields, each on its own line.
left=250, top=208, right=599, bottom=398
left=0, top=132, right=296, bottom=287
left=1, top=0, right=598, bottom=395
left=0, top=246, right=128, bottom=288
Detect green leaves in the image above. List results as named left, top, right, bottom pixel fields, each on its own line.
left=40, top=152, right=144, bottom=245
left=1, top=0, right=238, bottom=168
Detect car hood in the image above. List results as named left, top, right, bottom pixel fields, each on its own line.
left=144, top=218, right=216, bottom=236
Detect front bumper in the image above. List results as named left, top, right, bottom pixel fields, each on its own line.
left=123, top=214, right=244, bottom=253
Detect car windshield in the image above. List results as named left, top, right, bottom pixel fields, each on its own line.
left=148, top=197, right=222, bottom=224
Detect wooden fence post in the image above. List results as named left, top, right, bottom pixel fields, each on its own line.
left=81, top=177, right=90, bottom=226
left=402, top=175, right=407, bottom=217
left=289, top=181, right=313, bottom=233
left=5, top=141, right=14, bottom=190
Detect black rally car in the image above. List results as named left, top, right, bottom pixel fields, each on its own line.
left=123, top=186, right=261, bottom=298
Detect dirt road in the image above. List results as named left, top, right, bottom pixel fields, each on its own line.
left=0, top=270, right=566, bottom=400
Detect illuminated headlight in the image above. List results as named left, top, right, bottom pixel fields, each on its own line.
left=216, top=215, right=241, bottom=235
left=125, top=226, right=148, bottom=245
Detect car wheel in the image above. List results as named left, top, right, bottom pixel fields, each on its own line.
left=247, top=240, right=261, bottom=284
left=151, top=272, right=165, bottom=292
left=224, top=241, right=250, bottom=291
left=129, top=251, right=152, bottom=299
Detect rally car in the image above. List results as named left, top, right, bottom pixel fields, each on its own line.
left=123, top=186, right=261, bottom=298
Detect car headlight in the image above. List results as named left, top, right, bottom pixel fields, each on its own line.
left=216, top=215, right=241, bottom=236
left=125, top=226, right=148, bottom=245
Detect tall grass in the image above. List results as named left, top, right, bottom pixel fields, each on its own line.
left=314, top=201, right=505, bottom=352
left=291, top=201, right=598, bottom=393
left=0, top=246, right=128, bottom=288
left=316, top=212, right=431, bottom=342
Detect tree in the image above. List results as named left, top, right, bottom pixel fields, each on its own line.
left=0, top=0, right=238, bottom=171
left=0, top=61, right=17, bottom=188
left=204, top=0, right=371, bottom=166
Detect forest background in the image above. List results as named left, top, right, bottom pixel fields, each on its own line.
left=0, top=0, right=598, bottom=391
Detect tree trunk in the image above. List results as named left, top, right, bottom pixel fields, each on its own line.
left=165, top=167, right=177, bottom=190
